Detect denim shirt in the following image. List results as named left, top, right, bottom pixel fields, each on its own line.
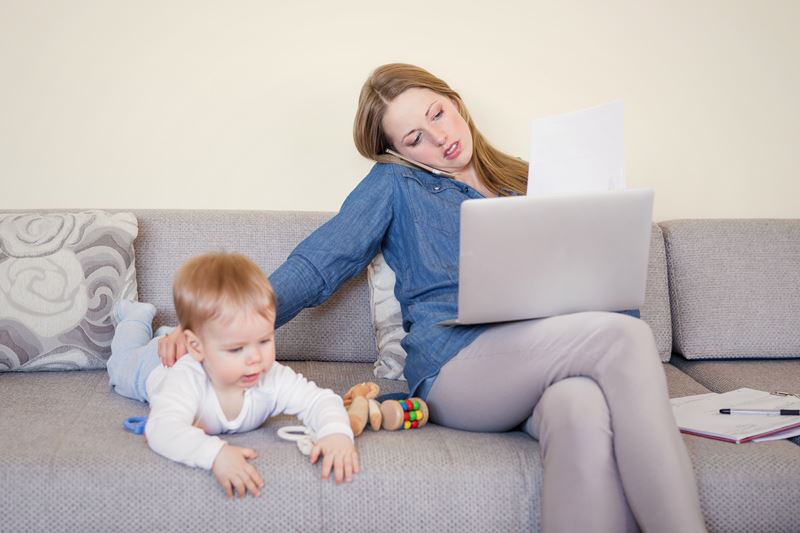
left=269, top=162, right=639, bottom=399
left=269, top=162, right=491, bottom=399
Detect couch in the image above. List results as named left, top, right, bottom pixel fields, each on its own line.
left=1, top=210, right=799, bottom=533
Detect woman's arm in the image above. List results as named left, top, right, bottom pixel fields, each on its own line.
left=270, top=165, right=395, bottom=328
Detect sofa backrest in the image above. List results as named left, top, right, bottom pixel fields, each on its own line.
left=661, top=219, right=800, bottom=359
left=133, top=211, right=675, bottom=364
left=133, top=210, right=378, bottom=363
left=642, top=223, right=673, bottom=361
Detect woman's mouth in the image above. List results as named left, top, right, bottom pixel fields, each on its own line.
left=444, top=141, right=461, bottom=160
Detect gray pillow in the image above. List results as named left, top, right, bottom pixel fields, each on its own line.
left=0, top=211, right=138, bottom=371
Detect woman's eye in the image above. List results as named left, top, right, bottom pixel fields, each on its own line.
left=410, top=132, right=422, bottom=146
left=433, top=110, right=443, bottom=120
left=260, top=339, right=272, bottom=345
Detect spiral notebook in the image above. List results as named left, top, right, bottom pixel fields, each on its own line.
left=670, top=388, right=800, bottom=444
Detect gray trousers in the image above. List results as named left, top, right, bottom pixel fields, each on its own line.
left=427, top=312, right=706, bottom=533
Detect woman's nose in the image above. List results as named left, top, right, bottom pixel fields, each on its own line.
left=430, top=126, right=447, bottom=146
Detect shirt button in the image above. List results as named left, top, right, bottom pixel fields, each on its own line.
left=434, top=186, right=441, bottom=191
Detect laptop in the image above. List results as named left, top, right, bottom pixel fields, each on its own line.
left=443, top=188, right=654, bottom=325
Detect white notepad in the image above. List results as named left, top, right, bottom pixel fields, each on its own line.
left=670, top=388, right=800, bottom=444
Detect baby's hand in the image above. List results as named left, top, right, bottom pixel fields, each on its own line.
left=211, top=444, right=264, bottom=498
left=310, top=433, right=360, bottom=484
left=157, top=326, right=188, bottom=367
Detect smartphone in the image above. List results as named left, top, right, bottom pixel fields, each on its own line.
left=385, top=149, right=456, bottom=178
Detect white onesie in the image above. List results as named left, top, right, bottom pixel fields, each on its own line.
left=144, top=357, right=352, bottom=470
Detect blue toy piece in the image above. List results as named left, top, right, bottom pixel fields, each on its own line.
left=123, top=416, right=147, bottom=435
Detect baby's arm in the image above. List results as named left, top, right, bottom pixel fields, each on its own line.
left=270, top=364, right=358, bottom=483
left=145, top=367, right=263, bottom=497
left=310, top=433, right=360, bottom=484
left=211, top=444, right=264, bottom=498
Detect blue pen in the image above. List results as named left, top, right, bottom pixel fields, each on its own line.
left=719, top=408, right=800, bottom=416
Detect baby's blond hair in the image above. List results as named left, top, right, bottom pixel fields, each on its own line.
left=173, top=252, right=276, bottom=333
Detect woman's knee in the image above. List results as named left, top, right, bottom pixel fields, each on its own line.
left=534, top=377, right=611, bottom=439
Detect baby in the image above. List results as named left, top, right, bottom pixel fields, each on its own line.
left=107, top=252, right=358, bottom=498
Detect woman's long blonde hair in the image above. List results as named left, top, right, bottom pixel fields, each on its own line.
left=353, top=63, right=528, bottom=196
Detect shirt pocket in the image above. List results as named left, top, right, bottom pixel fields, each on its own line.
left=403, top=178, right=463, bottom=280
left=405, top=178, right=463, bottom=236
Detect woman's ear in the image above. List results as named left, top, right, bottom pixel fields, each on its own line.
left=184, top=329, right=204, bottom=363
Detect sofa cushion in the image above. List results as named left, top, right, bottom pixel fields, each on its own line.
left=0, top=368, right=543, bottom=533
left=2, top=363, right=798, bottom=532
left=368, top=251, right=407, bottom=380
left=131, top=210, right=378, bottom=363
left=661, top=220, right=800, bottom=360
left=0, top=211, right=138, bottom=371
left=682, top=434, right=800, bottom=531
left=671, top=356, right=800, bottom=394
left=641, top=223, right=673, bottom=361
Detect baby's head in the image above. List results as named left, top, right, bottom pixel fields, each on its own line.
left=173, top=252, right=277, bottom=390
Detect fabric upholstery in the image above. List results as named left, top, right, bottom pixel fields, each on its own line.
left=367, top=252, right=407, bottom=380
left=641, top=223, right=673, bottom=361
left=0, top=211, right=138, bottom=371
left=0, top=368, right=542, bottom=533
left=2, top=363, right=798, bottom=532
left=661, top=219, right=800, bottom=359
left=3, top=209, right=799, bottom=533
left=132, top=210, right=377, bottom=363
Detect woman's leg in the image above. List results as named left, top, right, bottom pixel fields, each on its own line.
left=526, top=377, right=637, bottom=533
left=426, top=312, right=706, bottom=533
left=107, top=300, right=161, bottom=403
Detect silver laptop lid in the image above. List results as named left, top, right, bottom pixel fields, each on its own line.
left=456, top=189, right=654, bottom=324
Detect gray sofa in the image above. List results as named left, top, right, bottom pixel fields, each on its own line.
left=1, top=211, right=799, bottom=533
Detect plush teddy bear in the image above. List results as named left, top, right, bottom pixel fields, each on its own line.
left=342, top=382, right=381, bottom=437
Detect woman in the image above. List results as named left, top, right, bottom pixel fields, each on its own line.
left=162, top=64, right=706, bottom=532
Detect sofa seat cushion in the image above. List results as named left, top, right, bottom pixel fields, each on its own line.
left=0, top=368, right=542, bottom=532
left=682, top=434, right=800, bottom=532
left=671, top=356, right=800, bottom=395
left=3, top=363, right=799, bottom=532
left=663, top=362, right=714, bottom=398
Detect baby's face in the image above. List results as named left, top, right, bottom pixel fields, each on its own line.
left=195, top=309, right=276, bottom=393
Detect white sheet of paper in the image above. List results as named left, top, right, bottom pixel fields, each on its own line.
left=528, top=100, right=625, bottom=195
left=670, top=388, right=800, bottom=443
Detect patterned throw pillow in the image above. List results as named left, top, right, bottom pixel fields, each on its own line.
left=367, top=252, right=407, bottom=381
left=0, top=211, right=138, bottom=371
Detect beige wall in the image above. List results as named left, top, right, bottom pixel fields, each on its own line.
left=1, top=0, right=798, bottom=221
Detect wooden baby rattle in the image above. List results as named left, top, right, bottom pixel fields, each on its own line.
left=380, top=398, right=429, bottom=431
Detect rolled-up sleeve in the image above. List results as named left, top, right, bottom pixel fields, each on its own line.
left=269, top=165, right=395, bottom=328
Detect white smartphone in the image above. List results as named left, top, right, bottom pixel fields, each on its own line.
left=385, top=149, right=456, bottom=178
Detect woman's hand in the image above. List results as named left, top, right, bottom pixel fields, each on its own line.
left=310, top=433, right=360, bottom=484
left=211, top=444, right=264, bottom=498
left=158, top=326, right=188, bottom=367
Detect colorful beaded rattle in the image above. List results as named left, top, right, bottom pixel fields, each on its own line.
left=380, top=398, right=429, bottom=431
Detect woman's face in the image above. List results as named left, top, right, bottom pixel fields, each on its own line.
left=381, top=87, right=474, bottom=174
